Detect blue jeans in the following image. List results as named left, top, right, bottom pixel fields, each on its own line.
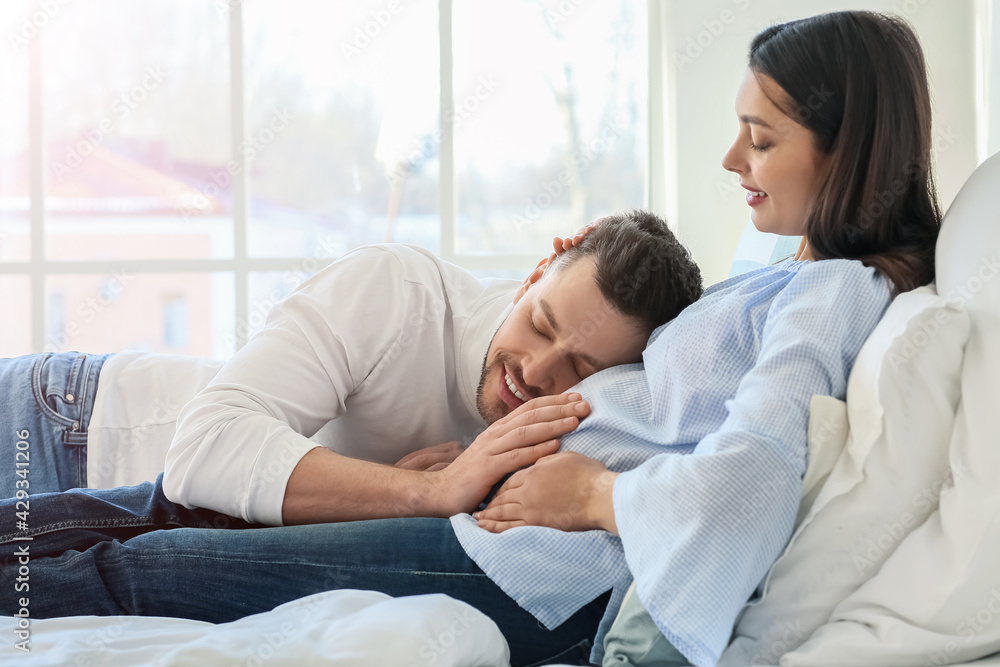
left=0, top=481, right=607, bottom=666
left=0, top=352, right=113, bottom=497
left=0, top=370, right=608, bottom=666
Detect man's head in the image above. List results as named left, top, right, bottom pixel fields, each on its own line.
left=476, top=210, right=703, bottom=423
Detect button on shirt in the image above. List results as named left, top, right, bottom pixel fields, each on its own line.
left=451, top=258, right=892, bottom=666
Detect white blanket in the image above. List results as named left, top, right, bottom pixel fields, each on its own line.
left=0, top=590, right=510, bottom=666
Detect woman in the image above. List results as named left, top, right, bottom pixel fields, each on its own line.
left=0, top=11, right=940, bottom=667
left=470, top=9, right=940, bottom=665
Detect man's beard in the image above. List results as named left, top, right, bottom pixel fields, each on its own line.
left=475, top=327, right=511, bottom=424
left=475, top=349, right=503, bottom=425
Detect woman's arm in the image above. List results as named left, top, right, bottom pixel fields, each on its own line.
left=476, top=259, right=892, bottom=664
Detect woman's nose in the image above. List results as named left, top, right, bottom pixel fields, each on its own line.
left=722, top=139, right=743, bottom=174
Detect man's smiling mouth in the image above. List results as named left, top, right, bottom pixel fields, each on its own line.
left=505, top=372, right=526, bottom=401
left=498, top=363, right=531, bottom=410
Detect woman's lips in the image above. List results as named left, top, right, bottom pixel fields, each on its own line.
left=746, top=190, right=769, bottom=207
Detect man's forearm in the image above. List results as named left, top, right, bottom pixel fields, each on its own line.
left=281, top=447, right=446, bottom=525
left=281, top=393, right=591, bottom=525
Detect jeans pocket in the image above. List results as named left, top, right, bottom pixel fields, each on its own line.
left=32, top=352, right=87, bottom=429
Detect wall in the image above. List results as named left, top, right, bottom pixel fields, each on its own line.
left=661, top=0, right=982, bottom=286
left=984, top=0, right=1000, bottom=158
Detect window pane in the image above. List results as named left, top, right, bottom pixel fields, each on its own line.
left=454, top=0, right=648, bottom=255
left=45, top=272, right=235, bottom=359
left=0, top=276, right=31, bottom=356
left=42, top=0, right=232, bottom=261
left=0, top=1, right=31, bottom=262
left=244, top=0, right=440, bottom=258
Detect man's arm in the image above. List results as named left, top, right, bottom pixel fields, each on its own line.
left=163, top=247, right=438, bottom=524
left=392, top=441, right=465, bottom=472
left=282, top=393, right=591, bottom=524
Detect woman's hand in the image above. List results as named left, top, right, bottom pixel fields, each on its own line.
left=427, top=394, right=591, bottom=517
left=544, top=217, right=607, bottom=266
left=473, top=451, right=619, bottom=534
left=516, top=218, right=607, bottom=303
left=551, top=218, right=606, bottom=256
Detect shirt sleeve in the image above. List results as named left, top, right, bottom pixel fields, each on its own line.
left=612, top=259, right=891, bottom=667
left=162, top=246, right=411, bottom=525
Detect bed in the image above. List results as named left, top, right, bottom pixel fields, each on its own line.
left=4, top=153, right=999, bottom=667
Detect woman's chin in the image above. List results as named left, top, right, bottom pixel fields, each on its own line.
left=749, top=212, right=775, bottom=234
left=750, top=213, right=802, bottom=238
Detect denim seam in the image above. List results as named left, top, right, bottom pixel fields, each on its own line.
left=0, top=515, right=204, bottom=542
left=88, top=422, right=178, bottom=431
left=115, top=553, right=491, bottom=577
left=66, top=353, right=86, bottom=402
left=77, top=353, right=109, bottom=434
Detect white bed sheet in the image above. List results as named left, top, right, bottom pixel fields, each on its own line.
left=0, top=589, right=510, bottom=666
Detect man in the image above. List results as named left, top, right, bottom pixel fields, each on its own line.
left=0, top=210, right=700, bottom=521
left=0, top=210, right=702, bottom=666
left=162, top=210, right=701, bottom=526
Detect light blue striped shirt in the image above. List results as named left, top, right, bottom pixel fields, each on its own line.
left=450, top=257, right=891, bottom=666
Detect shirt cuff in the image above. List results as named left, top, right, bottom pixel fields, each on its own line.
left=245, top=439, right=323, bottom=525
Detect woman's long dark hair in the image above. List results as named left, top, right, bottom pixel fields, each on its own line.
left=749, top=11, right=941, bottom=295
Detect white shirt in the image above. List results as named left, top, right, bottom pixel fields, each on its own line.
left=87, top=244, right=517, bottom=525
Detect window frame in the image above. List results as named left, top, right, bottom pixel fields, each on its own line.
left=3, top=0, right=666, bottom=354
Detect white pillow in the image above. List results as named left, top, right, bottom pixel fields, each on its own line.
left=718, top=286, right=970, bottom=667
left=782, top=154, right=1000, bottom=665
left=798, top=395, right=849, bottom=528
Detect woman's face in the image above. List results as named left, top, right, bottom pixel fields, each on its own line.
left=722, top=69, right=829, bottom=236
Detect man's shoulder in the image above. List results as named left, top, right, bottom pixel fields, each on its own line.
left=335, top=243, right=429, bottom=273
left=336, top=243, right=457, bottom=285
left=300, top=244, right=448, bottom=305
left=337, top=243, right=517, bottom=309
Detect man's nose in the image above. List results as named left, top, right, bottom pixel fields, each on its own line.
left=521, top=347, right=567, bottom=395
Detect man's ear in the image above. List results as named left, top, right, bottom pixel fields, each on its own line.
left=513, top=254, right=554, bottom=303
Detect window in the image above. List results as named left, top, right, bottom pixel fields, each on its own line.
left=163, top=294, right=189, bottom=349
left=0, top=0, right=29, bottom=266
left=1, top=0, right=653, bottom=358
left=454, top=0, right=647, bottom=256
left=45, top=290, right=64, bottom=346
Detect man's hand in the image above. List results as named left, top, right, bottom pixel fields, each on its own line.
left=282, top=394, right=589, bottom=525
left=428, top=393, right=591, bottom=517
left=393, top=441, right=464, bottom=472
left=472, top=451, right=619, bottom=535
